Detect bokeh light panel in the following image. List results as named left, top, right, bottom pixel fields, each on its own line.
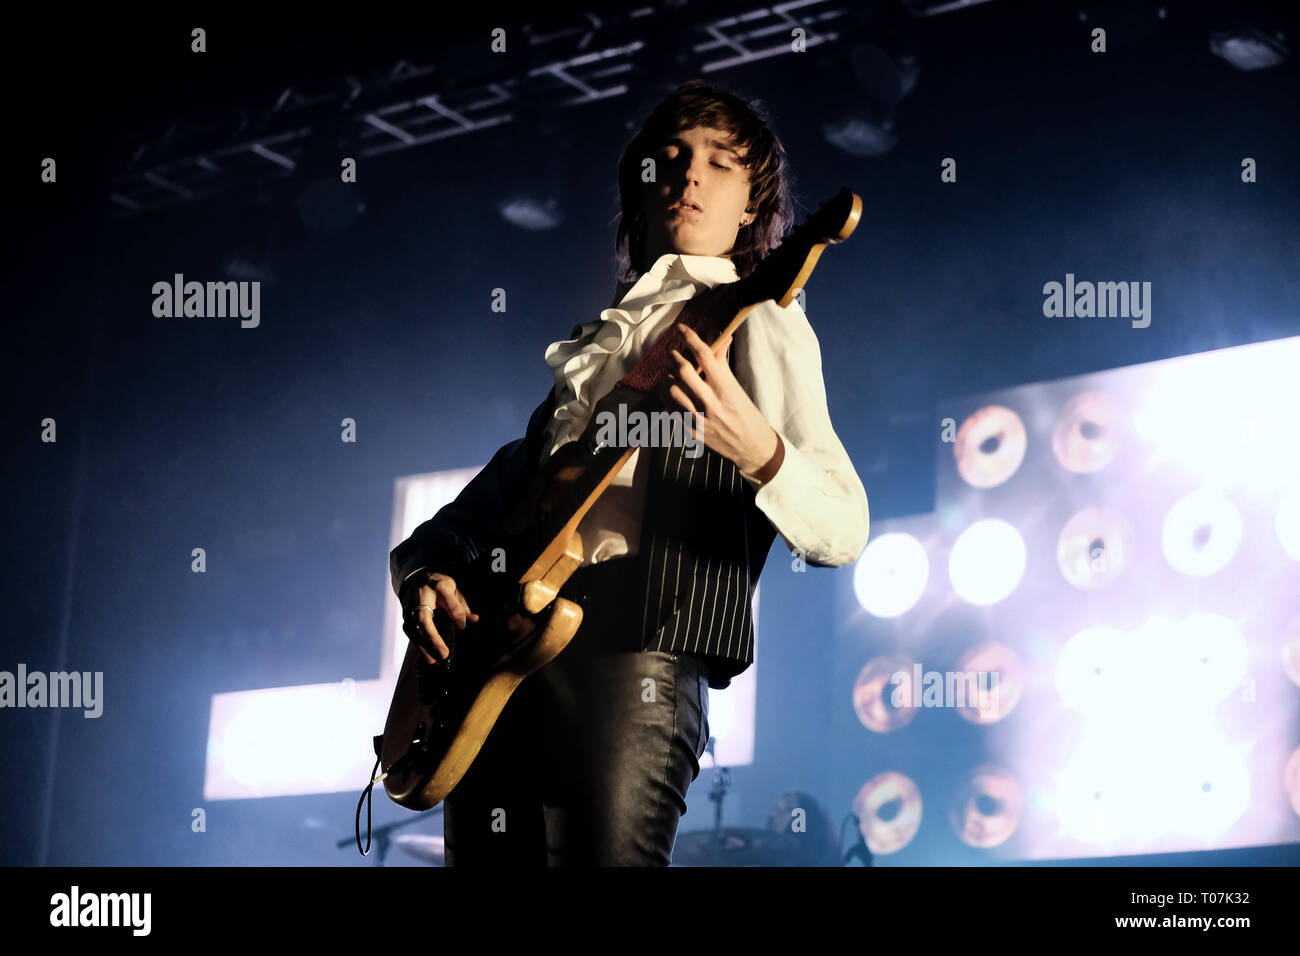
left=842, top=335, right=1300, bottom=860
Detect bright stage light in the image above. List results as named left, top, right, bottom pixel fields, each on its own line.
left=1161, top=488, right=1243, bottom=577
left=949, top=519, right=1026, bottom=606
left=1052, top=718, right=1250, bottom=847
left=1162, top=612, right=1249, bottom=706
left=1055, top=626, right=1126, bottom=717
left=1134, top=338, right=1300, bottom=495
left=853, top=532, right=929, bottom=617
left=204, top=680, right=387, bottom=799
left=1050, top=610, right=1252, bottom=847
left=1056, top=613, right=1248, bottom=721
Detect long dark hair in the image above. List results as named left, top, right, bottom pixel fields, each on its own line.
left=614, top=79, right=797, bottom=283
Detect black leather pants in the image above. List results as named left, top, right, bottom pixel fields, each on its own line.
left=441, top=648, right=711, bottom=866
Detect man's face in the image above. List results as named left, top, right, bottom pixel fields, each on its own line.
left=641, top=124, right=754, bottom=265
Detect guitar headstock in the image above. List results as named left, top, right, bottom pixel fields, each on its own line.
left=734, top=187, right=862, bottom=310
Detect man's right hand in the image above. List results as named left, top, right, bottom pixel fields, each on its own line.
left=400, top=571, right=480, bottom=665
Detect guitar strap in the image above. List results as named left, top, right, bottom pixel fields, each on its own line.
left=522, top=385, right=558, bottom=475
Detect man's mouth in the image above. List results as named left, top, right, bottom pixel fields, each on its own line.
left=671, top=198, right=703, bottom=213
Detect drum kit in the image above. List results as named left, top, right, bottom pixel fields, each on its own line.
left=672, top=739, right=848, bottom=866
left=341, top=737, right=864, bottom=866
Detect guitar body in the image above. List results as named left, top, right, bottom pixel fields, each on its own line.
left=380, top=187, right=863, bottom=812
left=381, top=587, right=583, bottom=811
left=380, top=515, right=590, bottom=812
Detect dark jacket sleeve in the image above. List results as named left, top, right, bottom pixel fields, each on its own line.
left=389, top=387, right=557, bottom=599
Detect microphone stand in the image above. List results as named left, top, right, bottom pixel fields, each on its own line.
left=704, top=737, right=732, bottom=857
left=336, top=812, right=433, bottom=867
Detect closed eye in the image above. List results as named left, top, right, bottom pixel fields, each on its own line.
left=657, top=143, right=734, bottom=170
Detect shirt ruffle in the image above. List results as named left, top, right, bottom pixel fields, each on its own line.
left=541, top=254, right=738, bottom=460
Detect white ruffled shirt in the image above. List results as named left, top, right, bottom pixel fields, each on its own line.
left=541, top=252, right=869, bottom=568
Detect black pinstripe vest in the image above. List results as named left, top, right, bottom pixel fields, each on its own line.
left=533, top=348, right=778, bottom=690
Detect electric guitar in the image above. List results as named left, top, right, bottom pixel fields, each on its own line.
left=379, top=187, right=863, bottom=811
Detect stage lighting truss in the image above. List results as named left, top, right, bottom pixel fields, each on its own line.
left=107, top=0, right=895, bottom=217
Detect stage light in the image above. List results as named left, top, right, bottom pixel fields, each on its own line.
left=494, top=104, right=570, bottom=231
left=1048, top=612, right=1252, bottom=846
left=1135, top=380, right=1243, bottom=480
left=1210, top=27, right=1289, bottom=71
left=953, top=405, right=1027, bottom=489
left=822, top=115, right=897, bottom=158
left=853, top=653, right=920, bottom=733
left=1056, top=507, right=1133, bottom=590
left=849, top=337, right=1300, bottom=860
left=1055, top=625, right=1126, bottom=718
left=496, top=196, right=564, bottom=231
left=1163, top=612, right=1249, bottom=707
left=950, top=764, right=1023, bottom=849
left=1056, top=613, right=1248, bottom=722
left=853, top=770, right=923, bottom=855
left=1051, top=391, right=1124, bottom=474
left=1052, top=718, right=1249, bottom=846
left=204, top=680, right=384, bottom=799
left=853, top=531, right=929, bottom=618
left=820, top=5, right=921, bottom=159
left=1161, top=489, right=1243, bottom=577
left=949, top=519, right=1026, bottom=606
left=954, top=641, right=1023, bottom=725
left=1134, top=338, right=1300, bottom=495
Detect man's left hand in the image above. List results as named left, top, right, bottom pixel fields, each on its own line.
left=663, top=324, right=782, bottom=478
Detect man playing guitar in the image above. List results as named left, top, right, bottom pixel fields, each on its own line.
left=391, top=79, right=869, bottom=865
